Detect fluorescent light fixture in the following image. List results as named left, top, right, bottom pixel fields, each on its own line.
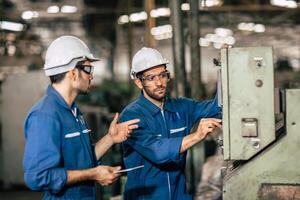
left=181, top=3, right=190, bottom=11
left=22, top=11, right=39, bottom=20
left=47, top=5, right=59, bottom=14
left=254, top=24, right=266, bottom=33
left=237, top=22, right=246, bottom=30
left=203, top=31, right=235, bottom=48
left=182, top=0, right=222, bottom=11
left=154, top=32, right=172, bottom=40
left=118, top=15, right=129, bottom=24
left=150, top=8, right=170, bottom=18
left=150, top=10, right=159, bottom=18
left=151, top=24, right=173, bottom=40
left=271, top=0, right=297, bottom=8
left=151, top=24, right=172, bottom=36
left=201, top=0, right=223, bottom=7
left=61, top=5, right=78, bottom=13
left=238, top=22, right=266, bottom=33
left=237, top=22, right=255, bottom=31
left=205, top=33, right=221, bottom=43
left=214, top=28, right=233, bottom=37
left=155, top=8, right=171, bottom=17
left=129, top=11, right=147, bottom=22
left=0, top=21, right=24, bottom=32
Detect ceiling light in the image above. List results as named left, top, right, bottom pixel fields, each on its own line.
left=61, top=5, right=78, bottom=13
left=118, top=15, right=129, bottom=24
left=0, top=21, right=24, bottom=32
left=47, top=5, right=59, bottom=14
left=151, top=24, right=173, bottom=40
left=154, top=32, right=172, bottom=40
left=129, top=11, right=147, bottom=22
left=156, top=8, right=171, bottom=17
left=254, top=24, right=266, bottom=33
left=237, top=22, right=255, bottom=31
left=151, top=24, right=172, bottom=36
left=181, top=3, right=190, bottom=11
left=238, top=22, right=266, bottom=33
left=214, top=28, right=233, bottom=37
left=201, top=0, right=223, bottom=8
left=22, top=11, right=39, bottom=20
left=271, top=0, right=297, bottom=8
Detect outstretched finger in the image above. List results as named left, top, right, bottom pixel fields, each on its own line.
left=124, top=118, right=140, bottom=126
left=129, top=124, right=139, bottom=130
left=111, top=113, right=119, bottom=125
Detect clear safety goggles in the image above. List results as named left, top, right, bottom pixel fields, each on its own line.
left=140, top=70, right=170, bottom=82
left=76, top=64, right=94, bottom=75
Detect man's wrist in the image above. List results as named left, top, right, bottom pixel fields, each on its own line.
left=88, top=167, right=97, bottom=181
left=192, top=131, right=205, bottom=142
left=105, top=133, right=115, bottom=145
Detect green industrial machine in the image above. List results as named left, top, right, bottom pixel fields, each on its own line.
left=220, top=47, right=300, bottom=199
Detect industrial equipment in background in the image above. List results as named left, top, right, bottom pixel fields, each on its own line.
left=1, top=71, right=48, bottom=187
left=219, top=46, right=300, bottom=199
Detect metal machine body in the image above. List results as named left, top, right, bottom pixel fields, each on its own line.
left=220, top=47, right=300, bottom=199
left=1, top=71, right=48, bottom=187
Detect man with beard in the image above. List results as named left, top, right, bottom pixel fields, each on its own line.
left=23, top=35, right=140, bottom=200
left=119, top=47, right=222, bottom=200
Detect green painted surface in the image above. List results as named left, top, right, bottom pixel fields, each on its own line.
left=222, top=47, right=276, bottom=160
left=223, top=89, right=300, bottom=200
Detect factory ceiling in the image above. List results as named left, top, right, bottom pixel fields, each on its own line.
left=0, top=0, right=299, bottom=76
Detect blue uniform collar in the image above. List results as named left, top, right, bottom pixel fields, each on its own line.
left=137, top=92, right=176, bottom=116
left=163, top=98, right=176, bottom=113
left=47, top=85, right=80, bottom=115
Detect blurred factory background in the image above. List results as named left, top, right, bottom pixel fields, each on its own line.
left=0, top=0, right=299, bottom=199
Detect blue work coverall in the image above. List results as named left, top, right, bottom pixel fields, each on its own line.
left=23, top=85, right=97, bottom=200
left=119, top=93, right=221, bottom=200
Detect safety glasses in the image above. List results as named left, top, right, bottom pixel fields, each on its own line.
left=76, top=64, right=94, bottom=75
left=140, top=70, right=170, bottom=82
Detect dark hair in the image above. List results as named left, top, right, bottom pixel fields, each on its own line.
left=49, top=72, right=68, bottom=84
left=136, top=71, right=144, bottom=80
left=49, top=61, right=86, bottom=84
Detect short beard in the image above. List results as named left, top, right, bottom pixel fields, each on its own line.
left=77, top=73, right=90, bottom=95
left=78, top=90, right=89, bottom=95
left=143, top=84, right=166, bottom=102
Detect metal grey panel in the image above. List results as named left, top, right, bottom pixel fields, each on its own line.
left=221, top=48, right=230, bottom=160
left=222, top=47, right=276, bottom=160
left=1, top=71, right=48, bottom=185
left=223, top=89, right=300, bottom=200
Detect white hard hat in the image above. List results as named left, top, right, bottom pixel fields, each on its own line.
left=44, top=35, right=100, bottom=76
left=130, top=47, right=169, bottom=79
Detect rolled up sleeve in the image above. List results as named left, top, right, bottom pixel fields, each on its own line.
left=185, top=93, right=222, bottom=125
left=23, top=112, right=67, bottom=193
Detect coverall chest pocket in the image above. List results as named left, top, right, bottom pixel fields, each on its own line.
left=63, top=130, right=85, bottom=168
left=169, top=112, right=187, bottom=137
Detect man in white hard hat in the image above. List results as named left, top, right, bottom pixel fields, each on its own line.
left=119, top=47, right=222, bottom=200
left=23, top=35, right=140, bottom=200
